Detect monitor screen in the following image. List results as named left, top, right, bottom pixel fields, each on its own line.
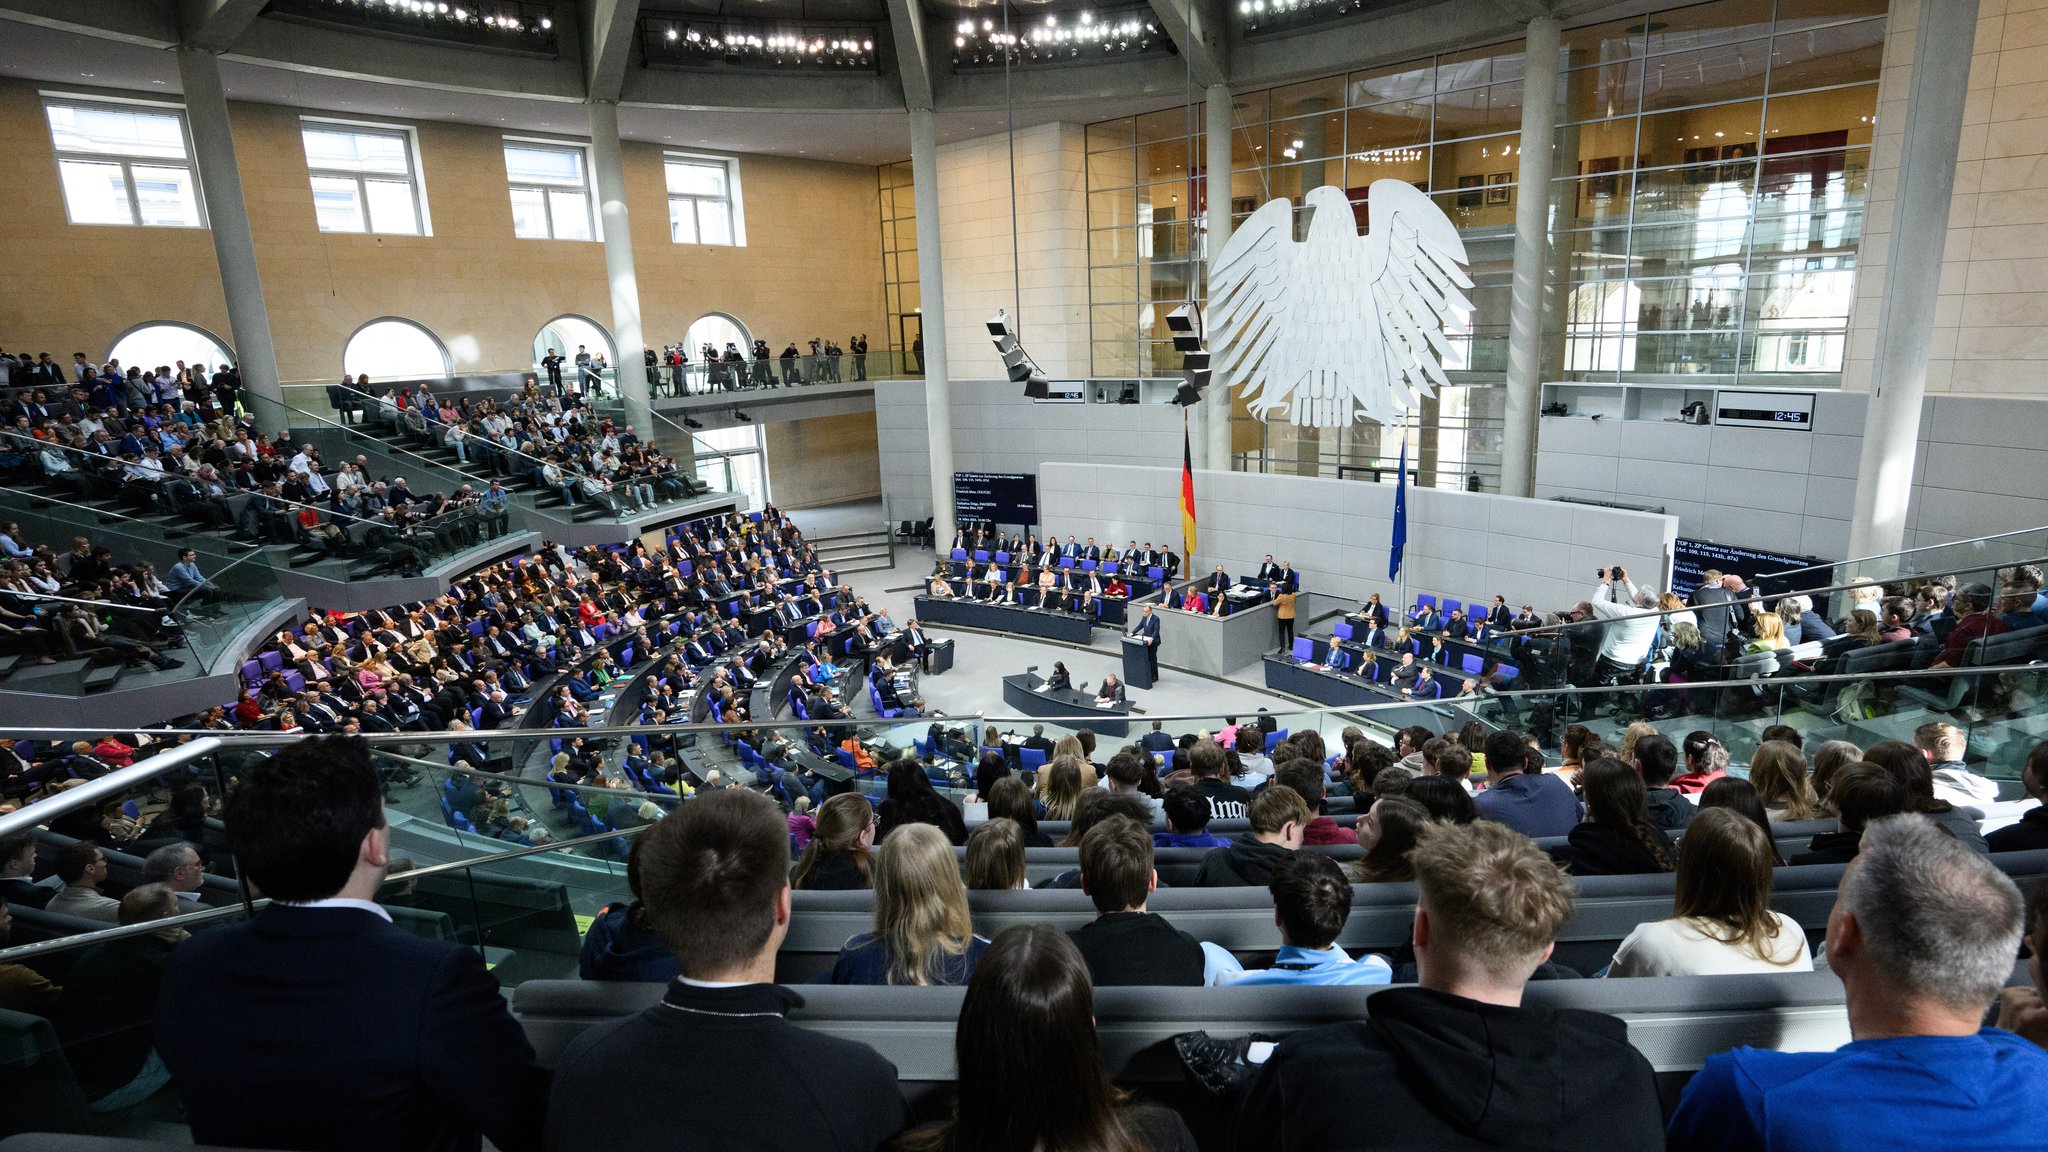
left=953, top=471, right=1039, bottom=528
left=1671, top=538, right=1828, bottom=600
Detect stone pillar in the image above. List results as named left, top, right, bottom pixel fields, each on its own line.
left=1499, top=15, right=1561, bottom=499
left=1848, top=0, right=1980, bottom=557
left=1204, top=82, right=1234, bottom=471
left=176, top=47, right=286, bottom=434
left=909, top=107, right=957, bottom=546
left=587, top=100, right=650, bottom=412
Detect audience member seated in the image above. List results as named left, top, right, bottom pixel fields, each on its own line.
left=1068, top=815, right=1207, bottom=987
left=1193, top=787, right=1309, bottom=887
left=1346, top=797, right=1430, bottom=884
left=891, top=924, right=1196, bottom=1152
left=987, top=776, right=1053, bottom=848
left=0, top=831, right=53, bottom=909
left=1668, top=731, right=1730, bottom=793
left=578, top=837, right=681, bottom=984
left=1154, top=786, right=1230, bottom=849
left=1472, top=730, right=1578, bottom=839
left=1988, top=742, right=2048, bottom=852
left=546, top=790, right=908, bottom=1152
left=1608, top=808, right=1812, bottom=977
left=1276, top=760, right=1355, bottom=846
left=831, top=823, right=988, bottom=986
left=1748, top=739, right=1819, bottom=822
left=790, top=793, right=876, bottom=891
left=1863, top=739, right=1989, bottom=855
left=0, top=895, right=61, bottom=1015
left=1550, top=758, right=1676, bottom=878
left=1235, top=821, right=1663, bottom=1151
left=1914, top=720, right=2000, bottom=807
left=56, top=882, right=184, bottom=1109
left=1669, top=815, right=2048, bottom=1151
left=1789, top=762, right=1907, bottom=866
left=157, top=736, right=545, bottom=1152
left=1628, top=733, right=1695, bottom=831
left=1212, top=853, right=1393, bottom=986
left=1996, top=880, right=2048, bottom=1051
left=44, top=840, right=119, bottom=924
left=875, top=760, right=968, bottom=846
left=1189, top=741, right=1251, bottom=822
left=964, top=819, right=1028, bottom=891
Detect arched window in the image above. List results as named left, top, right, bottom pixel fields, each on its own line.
left=342, top=317, right=451, bottom=384
left=684, top=313, right=751, bottom=359
left=533, top=315, right=616, bottom=374
left=105, top=321, right=234, bottom=375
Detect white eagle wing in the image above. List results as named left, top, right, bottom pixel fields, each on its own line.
left=1207, top=197, right=1298, bottom=421
left=1362, top=179, right=1474, bottom=422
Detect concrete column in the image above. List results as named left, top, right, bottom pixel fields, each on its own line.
left=909, top=107, right=957, bottom=546
left=175, top=47, right=285, bottom=435
left=1499, top=15, right=1561, bottom=499
left=587, top=100, right=650, bottom=412
left=1849, top=0, right=1980, bottom=558
left=1204, top=82, right=1234, bottom=471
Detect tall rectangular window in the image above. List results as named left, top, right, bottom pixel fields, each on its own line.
left=44, top=97, right=205, bottom=228
left=503, top=140, right=595, bottom=240
left=664, top=154, right=744, bottom=246
left=301, top=120, right=428, bottom=235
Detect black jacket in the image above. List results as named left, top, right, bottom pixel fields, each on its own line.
left=156, top=904, right=548, bottom=1152
left=1988, top=807, right=2048, bottom=852
left=794, top=850, right=871, bottom=891
left=1192, top=834, right=1294, bottom=887
left=1643, top=786, right=1697, bottom=831
left=1548, top=822, right=1675, bottom=877
left=1234, top=986, right=1663, bottom=1152
left=1067, top=911, right=1205, bottom=987
left=544, top=982, right=907, bottom=1152
left=1791, top=830, right=1862, bottom=866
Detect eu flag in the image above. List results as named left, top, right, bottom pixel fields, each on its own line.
left=1389, top=436, right=1408, bottom=582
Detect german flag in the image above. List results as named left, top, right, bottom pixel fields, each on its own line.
left=1180, top=411, right=1197, bottom=578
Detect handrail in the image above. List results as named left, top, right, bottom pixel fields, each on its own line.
left=0, top=823, right=645, bottom=966
left=603, top=390, right=743, bottom=476
left=279, top=395, right=523, bottom=499
left=6, top=658, right=2035, bottom=744
left=1760, top=523, right=2048, bottom=580
left=0, top=736, right=223, bottom=838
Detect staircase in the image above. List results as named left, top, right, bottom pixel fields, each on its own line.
left=809, top=527, right=896, bottom=576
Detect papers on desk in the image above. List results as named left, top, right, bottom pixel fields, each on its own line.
left=1037, top=684, right=1054, bottom=693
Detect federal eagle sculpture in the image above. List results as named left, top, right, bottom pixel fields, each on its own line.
left=1209, top=180, right=1473, bottom=430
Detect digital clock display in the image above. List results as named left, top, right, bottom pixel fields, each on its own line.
left=1715, top=391, right=1816, bottom=431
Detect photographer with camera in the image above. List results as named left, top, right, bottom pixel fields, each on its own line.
left=1580, top=564, right=1660, bottom=681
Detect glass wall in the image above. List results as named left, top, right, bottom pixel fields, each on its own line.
left=1082, top=0, right=1885, bottom=486
left=1547, top=0, right=1885, bottom=384
left=878, top=160, right=921, bottom=360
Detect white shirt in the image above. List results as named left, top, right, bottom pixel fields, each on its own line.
left=1607, top=912, right=1812, bottom=977
left=279, top=896, right=393, bottom=922
left=1590, top=580, right=1658, bottom=665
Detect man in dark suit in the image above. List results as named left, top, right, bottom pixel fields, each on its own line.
left=1127, top=605, right=1161, bottom=681
left=1095, top=673, right=1127, bottom=706
left=156, top=737, right=547, bottom=1152
left=1411, top=602, right=1443, bottom=632
left=1256, top=554, right=1282, bottom=582
left=1207, top=565, right=1231, bottom=595
left=545, top=790, right=907, bottom=1151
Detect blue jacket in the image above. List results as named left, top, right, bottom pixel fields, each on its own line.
left=1217, top=944, right=1394, bottom=986
left=1154, top=830, right=1231, bottom=849
left=829, top=932, right=988, bottom=986
left=1668, top=1029, right=2048, bottom=1152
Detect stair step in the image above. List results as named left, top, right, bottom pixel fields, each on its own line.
left=82, top=664, right=125, bottom=692
left=571, top=506, right=612, bottom=522
left=0, top=654, right=20, bottom=680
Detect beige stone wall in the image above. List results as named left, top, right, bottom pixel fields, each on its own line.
left=0, top=79, right=886, bottom=385
left=762, top=411, right=882, bottom=509
left=1845, top=0, right=2048, bottom=397
left=936, top=122, right=1091, bottom=379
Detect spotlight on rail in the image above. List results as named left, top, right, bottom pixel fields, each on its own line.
left=1165, top=304, right=1210, bottom=408
left=988, top=308, right=1051, bottom=399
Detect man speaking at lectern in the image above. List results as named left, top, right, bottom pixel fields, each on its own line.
left=1128, top=605, right=1161, bottom=681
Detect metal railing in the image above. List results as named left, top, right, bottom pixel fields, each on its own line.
left=0, top=735, right=223, bottom=838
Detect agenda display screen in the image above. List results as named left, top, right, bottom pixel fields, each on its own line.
left=1671, top=538, right=1828, bottom=600
left=953, top=471, right=1039, bottom=527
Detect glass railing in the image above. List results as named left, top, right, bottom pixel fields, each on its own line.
left=592, top=391, right=737, bottom=502
left=632, top=347, right=919, bottom=401
left=0, top=496, right=290, bottom=675
left=1760, top=524, right=2048, bottom=591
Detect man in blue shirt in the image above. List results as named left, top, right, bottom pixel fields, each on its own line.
left=1472, top=730, right=1578, bottom=839
left=164, top=547, right=218, bottom=605
left=1213, top=853, right=1392, bottom=986
left=1669, top=814, right=2048, bottom=1151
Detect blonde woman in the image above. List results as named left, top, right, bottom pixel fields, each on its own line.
left=1744, top=611, right=1789, bottom=654
left=1748, top=740, right=1818, bottom=822
left=1042, top=757, right=1087, bottom=822
left=830, top=822, right=988, bottom=985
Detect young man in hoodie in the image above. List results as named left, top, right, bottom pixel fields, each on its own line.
left=1671, top=815, right=2048, bottom=1151
left=1068, top=815, right=1208, bottom=987
left=1276, top=761, right=1357, bottom=846
left=1190, top=740, right=1252, bottom=821
left=1193, top=787, right=1308, bottom=887
left=1234, top=821, right=1663, bottom=1152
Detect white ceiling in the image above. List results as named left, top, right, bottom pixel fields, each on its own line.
left=0, top=14, right=1189, bottom=164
